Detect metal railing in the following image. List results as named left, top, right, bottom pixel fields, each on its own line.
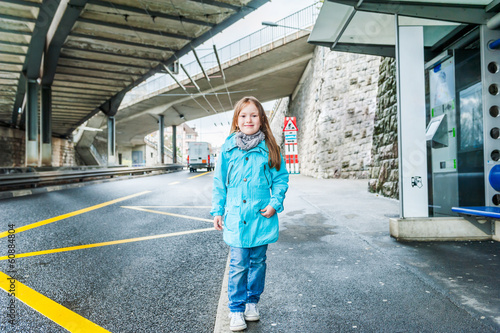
left=121, top=3, right=320, bottom=106
left=0, top=165, right=184, bottom=192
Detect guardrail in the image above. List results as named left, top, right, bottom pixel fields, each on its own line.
left=0, top=165, right=184, bottom=192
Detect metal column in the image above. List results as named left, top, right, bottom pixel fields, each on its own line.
left=172, top=125, right=177, bottom=164
left=25, top=79, right=39, bottom=166
left=107, top=116, right=116, bottom=166
left=40, top=85, right=52, bottom=166
left=158, top=115, right=164, bottom=164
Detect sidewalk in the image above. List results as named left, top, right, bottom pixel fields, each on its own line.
left=214, top=175, right=500, bottom=332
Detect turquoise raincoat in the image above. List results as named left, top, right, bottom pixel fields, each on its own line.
left=211, top=134, right=289, bottom=248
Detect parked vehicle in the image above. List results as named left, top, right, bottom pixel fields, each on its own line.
left=187, top=142, right=214, bottom=172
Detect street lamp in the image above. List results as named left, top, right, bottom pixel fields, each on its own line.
left=261, top=21, right=311, bottom=32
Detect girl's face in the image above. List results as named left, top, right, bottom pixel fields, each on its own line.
left=237, top=102, right=261, bottom=135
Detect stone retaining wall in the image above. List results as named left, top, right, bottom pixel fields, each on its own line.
left=368, top=58, right=399, bottom=198
left=0, top=127, right=76, bottom=167
left=287, top=47, right=382, bottom=179
left=270, top=49, right=399, bottom=199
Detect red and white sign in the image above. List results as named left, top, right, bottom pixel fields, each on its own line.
left=283, top=117, right=298, bottom=132
left=283, top=117, right=299, bottom=174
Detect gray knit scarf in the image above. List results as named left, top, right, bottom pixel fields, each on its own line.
left=235, top=130, right=265, bottom=151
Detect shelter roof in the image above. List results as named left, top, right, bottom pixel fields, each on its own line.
left=308, top=0, right=500, bottom=57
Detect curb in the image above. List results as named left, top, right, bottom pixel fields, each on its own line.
left=214, top=254, right=231, bottom=333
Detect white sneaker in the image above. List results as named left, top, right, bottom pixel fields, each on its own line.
left=244, top=303, right=260, bottom=321
left=229, top=312, right=247, bottom=331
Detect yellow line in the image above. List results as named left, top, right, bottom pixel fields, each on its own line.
left=0, top=191, right=151, bottom=239
left=0, top=228, right=214, bottom=261
left=188, top=171, right=211, bottom=179
left=0, top=270, right=110, bottom=332
left=169, top=181, right=180, bottom=185
left=122, top=206, right=213, bottom=222
left=126, top=206, right=211, bottom=208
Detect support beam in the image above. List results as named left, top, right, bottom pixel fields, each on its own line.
left=40, top=85, right=52, bottom=166
left=86, top=0, right=214, bottom=27
left=12, top=0, right=60, bottom=127
left=107, top=116, right=116, bottom=166
left=25, top=79, right=38, bottom=166
left=172, top=125, right=177, bottom=164
left=58, top=54, right=151, bottom=69
left=158, top=115, right=164, bottom=164
left=76, top=18, right=193, bottom=40
left=42, top=0, right=89, bottom=86
left=188, top=0, right=240, bottom=11
left=69, top=33, right=179, bottom=52
left=99, top=91, right=126, bottom=117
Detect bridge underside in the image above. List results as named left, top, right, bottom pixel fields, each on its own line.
left=114, top=34, right=315, bottom=146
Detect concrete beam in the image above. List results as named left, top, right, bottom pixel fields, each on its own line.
left=76, top=17, right=193, bottom=41
left=87, top=0, right=214, bottom=27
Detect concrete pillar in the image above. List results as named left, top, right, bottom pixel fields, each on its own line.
left=158, top=115, right=164, bottom=164
left=25, top=79, right=39, bottom=167
left=395, top=17, right=429, bottom=218
left=40, top=85, right=52, bottom=166
left=107, top=116, right=116, bottom=166
left=172, top=125, right=177, bottom=164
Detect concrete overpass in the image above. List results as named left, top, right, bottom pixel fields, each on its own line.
left=0, top=0, right=269, bottom=166
left=112, top=25, right=316, bottom=147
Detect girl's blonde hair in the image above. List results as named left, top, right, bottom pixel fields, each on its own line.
left=230, top=96, right=282, bottom=171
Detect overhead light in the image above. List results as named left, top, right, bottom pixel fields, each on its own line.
left=261, top=21, right=311, bottom=32
left=262, top=21, right=278, bottom=27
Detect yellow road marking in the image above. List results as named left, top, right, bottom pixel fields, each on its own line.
left=0, top=228, right=214, bottom=261
left=0, top=191, right=151, bottom=239
left=127, top=206, right=211, bottom=208
left=0, top=270, right=110, bottom=332
left=169, top=181, right=180, bottom=185
left=122, top=206, right=212, bottom=222
left=188, top=171, right=211, bottom=179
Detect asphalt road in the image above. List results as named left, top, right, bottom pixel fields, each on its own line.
left=0, top=170, right=226, bottom=333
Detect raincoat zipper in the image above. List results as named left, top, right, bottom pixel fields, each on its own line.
left=227, top=164, right=233, bottom=186
left=263, top=165, right=270, bottom=186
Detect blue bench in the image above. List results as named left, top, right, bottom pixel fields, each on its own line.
left=451, top=206, right=499, bottom=235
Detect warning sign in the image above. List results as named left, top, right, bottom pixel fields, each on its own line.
left=283, top=117, right=298, bottom=132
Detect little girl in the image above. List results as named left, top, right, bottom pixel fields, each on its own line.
left=211, top=96, right=289, bottom=331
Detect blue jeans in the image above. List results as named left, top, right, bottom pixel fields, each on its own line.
left=228, top=245, right=268, bottom=313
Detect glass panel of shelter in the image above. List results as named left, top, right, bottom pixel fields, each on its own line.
left=424, top=26, right=484, bottom=217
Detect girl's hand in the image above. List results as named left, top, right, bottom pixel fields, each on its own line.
left=260, top=205, right=276, bottom=218
left=214, top=216, right=223, bottom=230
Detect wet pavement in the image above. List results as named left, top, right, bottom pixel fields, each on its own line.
left=0, top=172, right=498, bottom=332
left=214, top=175, right=500, bottom=333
